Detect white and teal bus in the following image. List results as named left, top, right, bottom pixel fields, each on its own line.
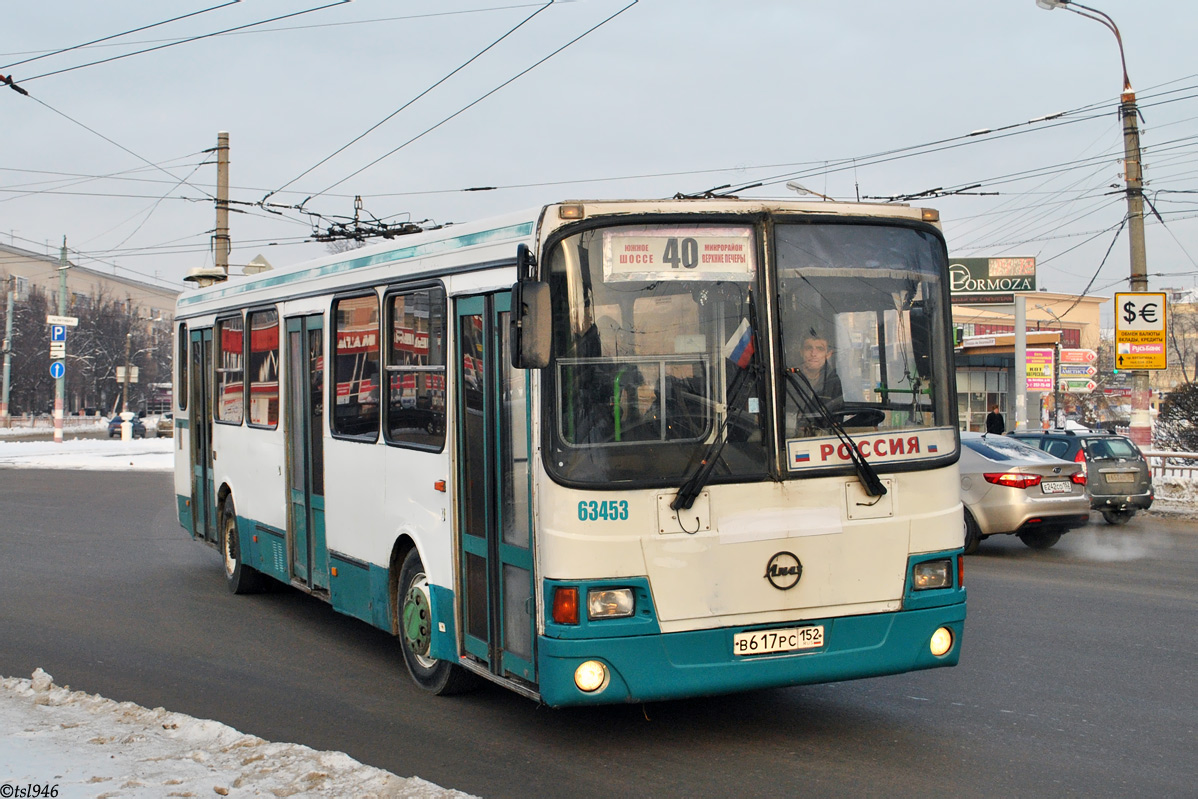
left=173, top=198, right=966, bottom=707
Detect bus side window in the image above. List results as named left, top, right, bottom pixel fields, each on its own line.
left=385, top=286, right=446, bottom=449
left=332, top=294, right=381, bottom=440
left=215, top=314, right=244, bottom=424
left=247, top=309, right=279, bottom=428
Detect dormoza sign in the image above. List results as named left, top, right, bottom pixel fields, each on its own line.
left=949, top=257, right=1037, bottom=304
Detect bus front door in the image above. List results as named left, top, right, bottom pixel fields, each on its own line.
left=455, top=292, right=536, bottom=686
left=285, top=315, right=329, bottom=591
left=189, top=327, right=216, bottom=544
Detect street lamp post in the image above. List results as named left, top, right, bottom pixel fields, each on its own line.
left=1035, top=0, right=1151, bottom=446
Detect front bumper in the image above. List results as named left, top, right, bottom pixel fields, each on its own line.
left=537, top=601, right=966, bottom=707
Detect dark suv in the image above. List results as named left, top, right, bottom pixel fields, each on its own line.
left=1008, top=430, right=1153, bottom=524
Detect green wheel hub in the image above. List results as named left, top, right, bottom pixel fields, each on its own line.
left=402, top=583, right=432, bottom=658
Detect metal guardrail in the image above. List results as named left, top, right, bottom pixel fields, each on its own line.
left=1, top=414, right=107, bottom=429
left=1142, top=450, right=1198, bottom=480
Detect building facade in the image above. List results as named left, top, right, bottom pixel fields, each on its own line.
left=1, top=242, right=180, bottom=417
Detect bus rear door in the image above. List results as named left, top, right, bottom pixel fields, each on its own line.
left=189, top=327, right=217, bottom=544
left=285, top=315, right=329, bottom=591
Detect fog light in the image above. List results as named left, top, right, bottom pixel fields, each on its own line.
left=587, top=588, right=634, bottom=619
left=574, top=660, right=608, bottom=693
left=913, top=559, right=951, bottom=590
left=930, top=627, right=954, bottom=657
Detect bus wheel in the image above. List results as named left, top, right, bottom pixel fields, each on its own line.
left=221, top=497, right=263, bottom=594
left=397, top=549, right=476, bottom=695
left=1017, top=529, right=1061, bottom=550
left=963, top=509, right=982, bottom=555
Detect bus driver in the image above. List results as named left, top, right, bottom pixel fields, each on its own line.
left=788, top=329, right=844, bottom=433
left=797, top=330, right=843, bottom=407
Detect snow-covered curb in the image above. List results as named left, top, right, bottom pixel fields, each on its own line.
left=1, top=669, right=474, bottom=798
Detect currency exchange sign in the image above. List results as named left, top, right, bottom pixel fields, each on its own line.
left=1114, top=292, right=1167, bottom=370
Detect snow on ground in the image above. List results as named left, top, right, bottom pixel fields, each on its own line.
left=1151, top=475, right=1198, bottom=516
left=0, top=437, right=173, bottom=471
left=1, top=670, right=473, bottom=798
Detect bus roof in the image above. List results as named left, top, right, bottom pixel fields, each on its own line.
left=176, top=198, right=937, bottom=316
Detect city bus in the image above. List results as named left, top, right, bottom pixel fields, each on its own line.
left=172, top=198, right=966, bottom=707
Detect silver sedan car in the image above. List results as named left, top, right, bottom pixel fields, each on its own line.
left=959, top=432, right=1090, bottom=553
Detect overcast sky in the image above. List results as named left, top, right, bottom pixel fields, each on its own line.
left=3, top=0, right=1196, bottom=316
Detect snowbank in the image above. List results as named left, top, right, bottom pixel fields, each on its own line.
left=1, top=669, right=473, bottom=798
left=0, top=438, right=173, bottom=470
left=1152, top=475, right=1198, bottom=516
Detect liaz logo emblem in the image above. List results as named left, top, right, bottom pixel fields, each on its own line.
left=764, top=551, right=802, bottom=590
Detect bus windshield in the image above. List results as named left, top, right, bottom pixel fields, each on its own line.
left=776, top=223, right=953, bottom=464
left=546, top=224, right=768, bottom=486
left=544, top=219, right=953, bottom=487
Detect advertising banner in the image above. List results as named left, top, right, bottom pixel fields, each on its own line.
left=1026, top=348, right=1054, bottom=391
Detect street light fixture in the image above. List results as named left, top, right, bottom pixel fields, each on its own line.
left=786, top=181, right=834, bottom=202
left=1034, top=0, right=1151, bottom=446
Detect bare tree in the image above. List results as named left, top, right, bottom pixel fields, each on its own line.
left=0, top=282, right=170, bottom=416
left=1167, top=302, right=1198, bottom=385
left=326, top=239, right=366, bottom=255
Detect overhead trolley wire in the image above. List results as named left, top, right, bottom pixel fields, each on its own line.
left=17, top=0, right=353, bottom=84
left=0, top=4, right=550, bottom=61
left=20, top=95, right=215, bottom=201
left=0, top=2, right=241, bottom=72
left=263, top=0, right=556, bottom=204
left=305, top=0, right=640, bottom=204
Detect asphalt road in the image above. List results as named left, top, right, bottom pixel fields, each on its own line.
left=1, top=470, right=1194, bottom=798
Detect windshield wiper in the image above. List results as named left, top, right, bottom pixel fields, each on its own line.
left=786, top=369, right=887, bottom=497
left=672, top=362, right=757, bottom=512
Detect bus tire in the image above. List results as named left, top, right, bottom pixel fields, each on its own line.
left=221, top=496, right=264, bottom=594
left=1017, top=529, right=1061, bottom=550
left=397, top=549, right=477, bottom=696
left=963, top=509, right=982, bottom=555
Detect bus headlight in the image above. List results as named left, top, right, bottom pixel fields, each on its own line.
left=930, top=627, right=954, bottom=657
left=913, top=559, right=951, bottom=590
left=587, top=588, right=634, bottom=619
left=574, top=660, right=609, bottom=693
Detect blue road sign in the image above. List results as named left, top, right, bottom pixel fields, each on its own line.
left=50, top=324, right=67, bottom=342
left=49, top=361, right=65, bottom=379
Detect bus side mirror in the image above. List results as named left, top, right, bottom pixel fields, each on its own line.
left=511, top=244, right=551, bottom=369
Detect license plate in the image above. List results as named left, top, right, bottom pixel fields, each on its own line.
left=1041, top=480, right=1071, bottom=494
left=1105, top=472, right=1136, bottom=483
left=733, top=625, right=824, bottom=656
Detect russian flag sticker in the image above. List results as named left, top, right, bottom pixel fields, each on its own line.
left=722, top=318, right=755, bottom=369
